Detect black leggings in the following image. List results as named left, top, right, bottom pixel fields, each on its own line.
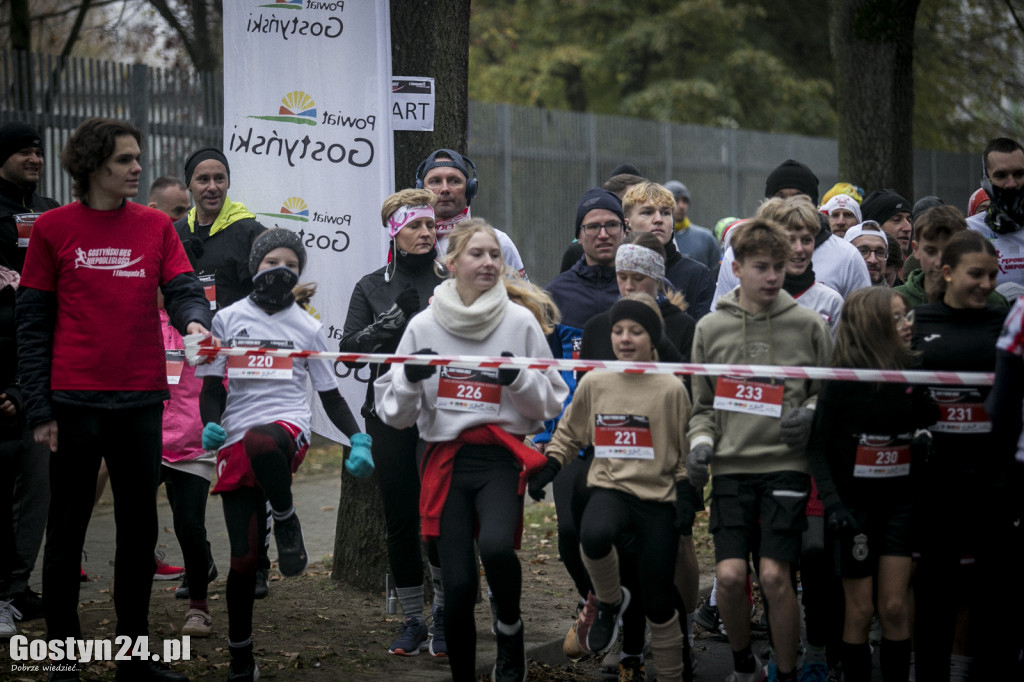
left=553, top=453, right=593, bottom=599
left=437, top=446, right=523, bottom=682
left=160, top=466, right=212, bottom=602
left=221, top=422, right=299, bottom=644
left=579, top=488, right=678, bottom=626
left=366, top=415, right=439, bottom=589
left=43, top=403, right=163, bottom=641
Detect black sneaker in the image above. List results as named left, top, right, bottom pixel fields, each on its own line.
left=254, top=569, right=269, bottom=599
left=228, top=643, right=258, bottom=681
left=175, top=560, right=218, bottom=599
left=228, top=656, right=259, bottom=681
left=11, top=588, right=44, bottom=621
left=586, top=587, right=630, bottom=655
left=492, top=620, right=526, bottom=682
left=273, top=514, right=308, bottom=577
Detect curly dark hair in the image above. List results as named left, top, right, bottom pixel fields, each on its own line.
left=61, top=118, right=143, bottom=200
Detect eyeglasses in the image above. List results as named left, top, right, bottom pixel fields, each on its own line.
left=581, top=221, right=623, bottom=236
left=857, top=246, right=888, bottom=260
left=893, top=310, right=915, bottom=326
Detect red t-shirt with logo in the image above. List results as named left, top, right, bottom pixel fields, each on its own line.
left=20, top=201, right=194, bottom=391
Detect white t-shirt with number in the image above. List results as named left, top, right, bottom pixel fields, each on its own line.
left=196, top=297, right=338, bottom=448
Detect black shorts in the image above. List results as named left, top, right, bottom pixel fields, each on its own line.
left=709, top=471, right=810, bottom=564
left=834, top=501, right=913, bottom=579
left=675, top=479, right=705, bottom=536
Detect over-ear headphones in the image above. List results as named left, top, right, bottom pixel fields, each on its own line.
left=981, top=152, right=994, bottom=197
left=414, top=149, right=478, bottom=205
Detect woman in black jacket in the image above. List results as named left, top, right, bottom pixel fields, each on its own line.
left=339, top=188, right=447, bottom=657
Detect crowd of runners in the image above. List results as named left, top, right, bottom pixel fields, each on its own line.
left=1, top=116, right=1023, bottom=682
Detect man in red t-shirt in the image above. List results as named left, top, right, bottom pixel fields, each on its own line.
left=16, top=118, right=211, bottom=682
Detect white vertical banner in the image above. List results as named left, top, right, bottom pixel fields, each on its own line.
left=222, top=2, right=393, bottom=442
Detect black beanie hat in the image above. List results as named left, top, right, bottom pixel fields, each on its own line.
left=610, top=296, right=663, bottom=346
left=0, top=122, right=43, bottom=167
left=861, top=189, right=911, bottom=225
left=575, top=188, right=625, bottom=237
left=249, top=228, right=307, bottom=276
left=911, top=195, right=945, bottom=220
left=765, top=159, right=819, bottom=206
left=184, top=147, right=230, bottom=186
left=610, top=162, right=641, bottom=177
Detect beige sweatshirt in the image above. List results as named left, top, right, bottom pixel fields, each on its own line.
left=545, top=371, right=691, bottom=504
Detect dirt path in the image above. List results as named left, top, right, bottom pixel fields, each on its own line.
left=1, top=445, right=718, bottom=681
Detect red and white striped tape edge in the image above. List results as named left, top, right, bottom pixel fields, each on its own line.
left=184, top=336, right=992, bottom=386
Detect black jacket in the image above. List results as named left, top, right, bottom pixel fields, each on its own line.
left=664, top=240, right=714, bottom=320
left=0, top=176, right=60, bottom=272
left=340, top=247, right=445, bottom=417
left=174, top=215, right=266, bottom=311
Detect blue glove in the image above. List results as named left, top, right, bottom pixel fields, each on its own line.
left=202, top=422, right=226, bottom=451
left=345, top=432, right=374, bottom=478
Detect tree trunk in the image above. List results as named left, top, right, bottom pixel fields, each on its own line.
left=830, top=0, right=920, bottom=199
left=9, top=0, right=31, bottom=110
left=332, top=463, right=390, bottom=591
left=390, top=0, right=472, bottom=188
left=331, top=0, right=471, bottom=592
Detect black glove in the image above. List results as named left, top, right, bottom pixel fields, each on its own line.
left=826, top=504, right=858, bottom=532
left=394, top=286, right=420, bottom=318
left=404, top=348, right=438, bottom=383
left=911, top=428, right=934, bottom=465
left=779, top=406, right=815, bottom=451
left=528, top=456, right=561, bottom=501
left=686, top=443, right=713, bottom=491
left=497, top=351, right=520, bottom=386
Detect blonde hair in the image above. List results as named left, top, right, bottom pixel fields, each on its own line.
left=381, top=188, right=436, bottom=226
left=293, top=282, right=317, bottom=308
left=756, top=196, right=819, bottom=236
left=622, top=181, right=674, bottom=216
left=445, top=218, right=561, bottom=333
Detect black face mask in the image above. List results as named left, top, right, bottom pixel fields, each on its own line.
left=985, top=181, right=1024, bottom=234
left=249, top=265, right=298, bottom=312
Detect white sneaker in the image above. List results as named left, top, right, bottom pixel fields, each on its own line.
left=181, top=608, right=212, bottom=637
left=0, top=599, right=23, bottom=638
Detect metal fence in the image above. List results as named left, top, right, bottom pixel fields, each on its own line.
left=2, top=50, right=982, bottom=287
left=1, top=50, right=221, bottom=202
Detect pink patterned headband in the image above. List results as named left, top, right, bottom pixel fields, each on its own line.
left=387, top=204, right=435, bottom=238
left=615, top=243, right=665, bottom=280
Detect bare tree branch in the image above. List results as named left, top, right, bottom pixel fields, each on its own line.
left=59, top=0, right=94, bottom=59
left=1002, top=0, right=1024, bottom=35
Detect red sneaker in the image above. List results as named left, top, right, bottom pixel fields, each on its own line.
left=80, top=566, right=89, bottom=582
left=153, top=550, right=185, bottom=581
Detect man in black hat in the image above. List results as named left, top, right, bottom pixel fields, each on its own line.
left=416, top=148, right=528, bottom=279
left=712, top=159, right=870, bottom=309
left=175, top=147, right=266, bottom=313
left=0, top=122, right=60, bottom=273
left=967, top=137, right=1024, bottom=286
left=0, top=122, right=59, bottom=627
left=861, top=189, right=912, bottom=258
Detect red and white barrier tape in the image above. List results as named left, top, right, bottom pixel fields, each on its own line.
left=183, top=336, right=992, bottom=386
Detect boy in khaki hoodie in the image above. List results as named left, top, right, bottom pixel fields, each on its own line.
left=686, top=219, right=833, bottom=682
